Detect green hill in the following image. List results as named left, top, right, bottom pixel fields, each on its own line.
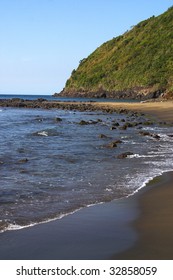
left=57, top=6, right=173, bottom=100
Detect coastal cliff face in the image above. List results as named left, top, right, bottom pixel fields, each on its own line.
left=55, top=6, right=173, bottom=100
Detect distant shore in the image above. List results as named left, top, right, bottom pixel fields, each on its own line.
left=93, top=100, right=173, bottom=123
left=0, top=98, right=173, bottom=122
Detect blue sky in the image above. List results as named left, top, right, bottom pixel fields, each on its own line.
left=0, top=0, right=172, bottom=95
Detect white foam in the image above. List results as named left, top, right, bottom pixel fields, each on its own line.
left=38, top=131, right=48, bottom=136
left=105, top=188, right=113, bottom=192
left=158, top=133, right=173, bottom=141
left=1, top=167, right=173, bottom=234
left=127, top=154, right=163, bottom=159
left=0, top=207, right=84, bottom=233
left=126, top=168, right=173, bottom=198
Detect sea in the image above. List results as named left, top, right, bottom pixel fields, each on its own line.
left=0, top=94, right=173, bottom=232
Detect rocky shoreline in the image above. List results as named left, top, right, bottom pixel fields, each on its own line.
left=0, top=98, right=100, bottom=111
left=0, top=97, right=171, bottom=124
left=54, top=87, right=165, bottom=101
left=0, top=97, right=170, bottom=162
left=0, top=97, right=136, bottom=113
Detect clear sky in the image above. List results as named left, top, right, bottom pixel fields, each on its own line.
left=0, top=0, right=172, bottom=95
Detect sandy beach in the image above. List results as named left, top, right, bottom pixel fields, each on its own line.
left=93, top=100, right=173, bottom=123
left=0, top=171, right=173, bottom=260
left=114, top=171, right=173, bottom=260
left=0, top=100, right=173, bottom=260
left=0, top=192, right=139, bottom=260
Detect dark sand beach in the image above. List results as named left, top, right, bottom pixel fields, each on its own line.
left=0, top=100, right=173, bottom=260
left=0, top=193, right=138, bottom=260
left=114, top=171, right=173, bottom=259
left=0, top=172, right=172, bottom=260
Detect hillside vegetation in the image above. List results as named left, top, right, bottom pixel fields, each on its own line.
left=57, top=6, right=173, bottom=100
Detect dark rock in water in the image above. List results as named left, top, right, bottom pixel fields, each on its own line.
left=118, top=109, right=129, bottom=114
left=32, top=129, right=59, bottom=137
left=91, top=120, right=99, bottom=124
left=78, top=119, right=99, bottom=125
left=119, top=124, right=127, bottom=130
left=20, top=169, right=29, bottom=174
left=12, top=98, right=24, bottom=102
left=114, top=139, right=122, bottom=144
left=139, top=131, right=151, bottom=136
left=120, top=121, right=137, bottom=129
left=32, top=131, right=48, bottom=136
left=160, top=121, right=168, bottom=125
left=37, top=98, right=46, bottom=102
left=35, top=117, right=44, bottom=122
left=168, top=134, right=173, bottom=137
left=79, top=120, right=90, bottom=125
left=112, top=122, right=120, bottom=126
left=132, top=121, right=140, bottom=127
left=99, top=134, right=109, bottom=139
left=110, top=126, right=116, bottom=130
left=55, top=117, right=62, bottom=122
left=143, top=121, right=154, bottom=126
left=117, top=152, right=134, bottom=159
left=18, top=158, right=29, bottom=163
left=17, top=148, right=26, bottom=153
left=107, top=142, right=117, bottom=148
left=139, top=131, right=160, bottom=140
left=106, top=139, right=122, bottom=148
left=125, top=122, right=134, bottom=128
left=152, top=134, right=161, bottom=140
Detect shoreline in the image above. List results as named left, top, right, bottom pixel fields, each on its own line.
left=0, top=188, right=139, bottom=260
left=92, top=100, right=173, bottom=123
left=0, top=98, right=173, bottom=123
left=0, top=171, right=173, bottom=259
left=0, top=99, right=173, bottom=259
left=113, top=171, right=173, bottom=259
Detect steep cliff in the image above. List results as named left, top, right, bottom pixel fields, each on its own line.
left=56, top=6, right=173, bottom=100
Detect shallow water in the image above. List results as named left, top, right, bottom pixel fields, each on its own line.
left=0, top=106, right=173, bottom=232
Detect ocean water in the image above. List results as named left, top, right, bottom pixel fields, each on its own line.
left=0, top=96, right=173, bottom=232
left=0, top=93, right=138, bottom=103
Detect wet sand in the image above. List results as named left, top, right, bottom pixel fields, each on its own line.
left=0, top=193, right=139, bottom=260
left=0, top=172, right=173, bottom=259
left=113, top=172, right=173, bottom=260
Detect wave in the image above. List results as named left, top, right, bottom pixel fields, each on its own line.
left=1, top=168, right=173, bottom=234
left=127, top=168, right=173, bottom=198
left=127, top=153, right=165, bottom=159
left=0, top=207, right=84, bottom=233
